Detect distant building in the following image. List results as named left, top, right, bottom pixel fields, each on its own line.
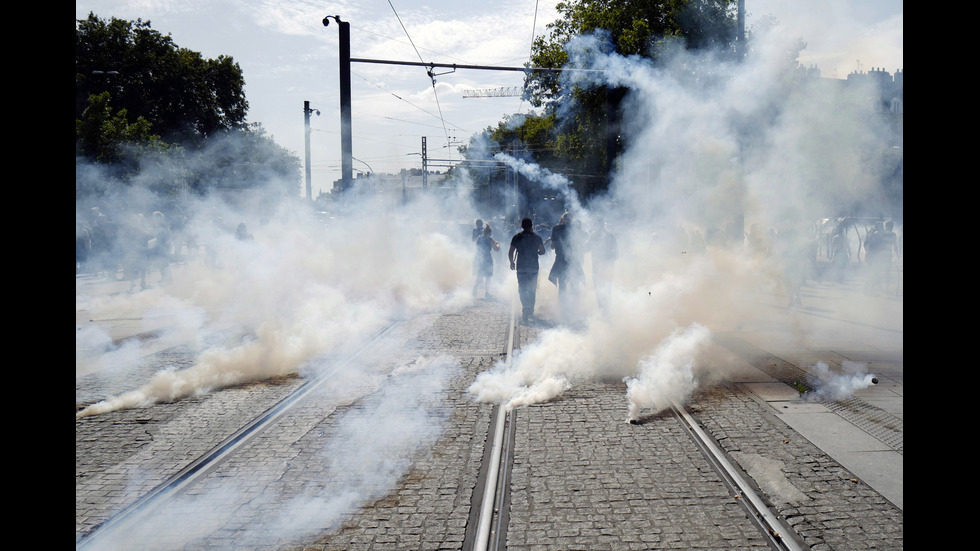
left=796, top=64, right=903, bottom=114
left=318, top=170, right=458, bottom=209
left=844, top=67, right=903, bottom=114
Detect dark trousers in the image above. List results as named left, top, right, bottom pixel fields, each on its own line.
left=516, top=270, right=538, bottom=318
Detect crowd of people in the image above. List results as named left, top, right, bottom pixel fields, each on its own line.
left=472, top=211, right=620, bottom=326
left=78, top=204, right=899, bottom=310
left=76, top=206, right=255, bottom=290
left=76, top=207, right=176, bottom=290
left=473, top=212, right=900, bottom=323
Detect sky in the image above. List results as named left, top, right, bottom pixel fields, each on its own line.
left=75, top=1, right=903, bottom=199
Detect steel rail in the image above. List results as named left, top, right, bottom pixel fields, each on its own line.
left=670, top=399, right=805, bottom=551
left=472, top=293, right=519, bottom=551
left=76, top=321, right=403, bottom=550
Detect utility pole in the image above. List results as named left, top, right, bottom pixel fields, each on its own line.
left=422, top=137, right=428, bottom=188
left=303, top=101, right=320, bottom=201
left=321, top=15, right=599, bottom=196
left=323, top=16, right=353, bottom=193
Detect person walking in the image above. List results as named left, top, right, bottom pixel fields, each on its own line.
left=509, top=217, right=546, bottom=323
left=473, top=224, right=500, bottom=299
left=547, top=211, right=585, bottom=323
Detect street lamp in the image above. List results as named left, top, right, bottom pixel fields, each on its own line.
left=323, top=15, right=353, bottom=193
left=304, top=101, right=320, bottom=201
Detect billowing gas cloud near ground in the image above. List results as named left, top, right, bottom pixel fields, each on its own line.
left=467, top=24, right=900, bottom=421
left=76, top=165, right=480, bottom=418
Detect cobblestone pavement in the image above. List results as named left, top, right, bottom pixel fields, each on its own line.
left=77, top=300, right=509, bottom=550
left=78, top=287, right=902, bottom=550
left=506, top=380, right=773, bottom=551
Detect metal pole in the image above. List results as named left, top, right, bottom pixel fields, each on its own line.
left=339, top=20, right=353, bottom=192
left=422, top=136, right=428, bottom=188
left=304, top=101, right=313, bottom=200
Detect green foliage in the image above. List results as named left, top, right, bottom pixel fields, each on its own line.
left=75, top=13, right=301, bottom=204
left=527, top=0, right=737, bottom=105
left=485, top=0, right=741, bottom=195
left=76, top=13, right=249, bottom=145
left=75, top=91, right=164, bottom=164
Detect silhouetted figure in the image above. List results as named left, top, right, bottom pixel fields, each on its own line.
left=868, top=220, right=899, bottom=295
left=864, top=221, right=890, bottom=295
left=773, top=227, right=807, bottom=308
left=829, top=225, right=850, bottom=283
left=235, top=222, right=253, bottom=241
left=473, top=224, right=500, bottom=299
left=472, top=219, right=484, bottom=242
left=509, top=217, right=546, bottom=323
left=546, top=211, right=585, bottom=323
left=747, top=224, right=770, bottom=257
left=89, top=212, right=117, bottom=278
left=76, top=219, right=91, bottom=274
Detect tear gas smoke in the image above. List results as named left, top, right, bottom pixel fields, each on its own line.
left=805, top=360, right=877, bottom=402
left=77, top=11, right=900, bottom=544
left=624, top=323, right=711, bottom=422
left=87, top=355, right=459, bottom=550
left=76, top=165, right=478, bottom=418
left=467, top=24, right=901, bottom=419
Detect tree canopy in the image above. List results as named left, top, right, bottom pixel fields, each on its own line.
left=526, top=0, right=737, bottom=105
left=464, top=0, right=739, bottom=204
left=76, top=13, right=248, bottom=144
left=76, top=14, right=300, bottom=209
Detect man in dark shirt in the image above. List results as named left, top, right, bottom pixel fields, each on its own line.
left=509, top=217, right=546, bottom=323
left=547, top=211, right=585, bottom=322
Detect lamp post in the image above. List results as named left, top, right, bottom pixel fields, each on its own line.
left=323, top=15, right=353, bottom=193
left=303, top=101, right=320, bottom=201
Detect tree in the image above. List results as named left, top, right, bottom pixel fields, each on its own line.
left=76, top=14, right=301, bottom=208
left=526, top=0, right=738, bottom=105
left=498, top=0, right=739, bottom=195
left=75, top=91, right=164, bottom=165
left=76, top=13, right=248, bottom=146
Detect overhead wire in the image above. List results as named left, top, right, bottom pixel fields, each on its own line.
left=518, top=0, right=542, bottom=116
left=386, top=0, right=453, bottom=162
left=326, top=4, right=549, bottom=176
left=350, top=70, right=466, bottom=132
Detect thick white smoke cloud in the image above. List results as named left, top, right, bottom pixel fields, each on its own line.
left=805, top=360, right=877, bottom=402
left=76, top=164, right=479, bottom=418
left=624, top=323, right=711, bottom=422
left=467, top=23, right=900, bottom=420
left=87, top=355, right=459, bottom=550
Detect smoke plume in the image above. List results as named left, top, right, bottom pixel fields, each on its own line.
left=76, top=163, right=478, bottom=419
left=805, top=360, right=877, bottom=401
left=467, top=23, right=901, bottom=420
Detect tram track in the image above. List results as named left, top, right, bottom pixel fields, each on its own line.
left=670, top=400, right=806, bottom=551
left=79, top=299, right=817, bottom=550
left=469, top=295, right=520, bottom=551
left=469, top=298, right=807, bottom=551
left=76, top=321, right=403, bottom=551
